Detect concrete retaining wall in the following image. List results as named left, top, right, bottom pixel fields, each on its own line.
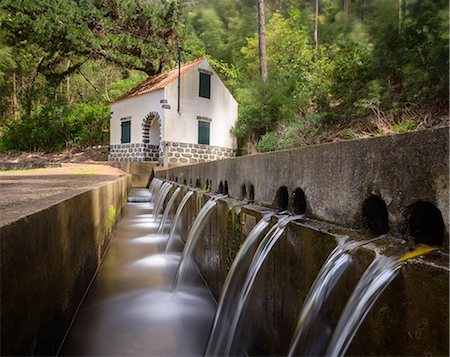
left=171, top=187, right=449, bottom=356
left=156, top=128, right=449, bottom=247
left=0, top=175, right=131, bottom=356
left=108, top=161, right=156, bottom=187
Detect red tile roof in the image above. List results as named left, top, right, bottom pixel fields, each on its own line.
left=112, top=58, right=204, bottom=103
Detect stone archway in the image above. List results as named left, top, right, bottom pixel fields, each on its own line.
left=142, top=111, right=160, bottom=145
left=141, top=111, right=161, bottom=162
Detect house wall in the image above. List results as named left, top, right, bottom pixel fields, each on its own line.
left=109, top=90, right=164, bottom=162
left=162, top=59, right=238, bottom=160
left=109, top=59, right=238, bottom=165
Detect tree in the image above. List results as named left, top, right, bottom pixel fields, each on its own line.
left=258, top=0, right=268, bottom=81
left=1, top=0, right=184, bottom=78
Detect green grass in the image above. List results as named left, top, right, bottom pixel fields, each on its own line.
left=393, top=119, right=418, bottom=134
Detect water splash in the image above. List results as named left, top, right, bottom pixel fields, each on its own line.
left=157, top=187, right=181, bottom=234
left=205, top=212, right=274, bottom=356
left=325, top=255, right=401, bottom=357
left=172, top=198, right=219, bottom=291
left=165, top=190, right=194, bottom=254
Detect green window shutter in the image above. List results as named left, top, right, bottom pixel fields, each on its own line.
left=199, top=73, right=211, bottom=99
left=198, top=121, right=210, bottom=145
left=121, top=121, right=131, bottom=143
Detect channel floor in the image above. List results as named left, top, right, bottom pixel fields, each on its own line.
left=60, top=188, right=216, bottom=356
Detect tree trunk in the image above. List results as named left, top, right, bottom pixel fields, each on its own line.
left=398, top=0, right=403, bottom=33
left=11, top=72, right=18, bottom=120
left=344, top=0, right=351, bottom=19
left=258, top=0, right=268, bottom=82
left=314, top=0, right=319, bottom=51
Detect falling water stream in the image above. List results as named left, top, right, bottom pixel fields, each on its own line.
left=153, top=182, right=173, bottom=222
left=157, top=187, right=181, bottom=234
left=59, top=180, right=428, bottom=357
left=172, top=198, right=218, bottom=291
left=325, top=255, right=401, bottom=357
left=165, top=190, right=194, bottom=253
left=204, top=212, right=274, bottom=356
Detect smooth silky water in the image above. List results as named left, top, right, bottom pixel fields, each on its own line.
left=59, top=187, right=217, bottom=356
left=59, top=181, right=428, bottom=357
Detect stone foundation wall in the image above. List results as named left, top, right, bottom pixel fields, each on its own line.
left=164, top=141, right=235, bottom=165
left=109, top=142, right=235, bottom=165
left=108, top=143, right=159, bottom=162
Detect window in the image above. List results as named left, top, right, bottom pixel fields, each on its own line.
left=198, top=121, right=210, bottom=145
left=121, top=120, right=131, bottom=143
left=199, top=72, right=211, bottom=99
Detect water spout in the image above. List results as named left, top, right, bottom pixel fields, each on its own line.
left=325, top=255, right=400, bottom=357
left=205, top=212, right=274, bottom=356
left=157, top=187, right=181, bottom=234
left=206, top=214, right=304, bottom=356
left=165, top=190, right=194, bottom=254
left=172, top=198, right=219, bottom=291
left=153, top=182, right=173, bottom=222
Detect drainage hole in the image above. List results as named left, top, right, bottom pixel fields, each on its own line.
left=275, top=186, right=289, bottom=212
left=292, top=187, right=306, bottom=214
left=248, top=184, right=255, bottom=202
left=408, top=201, right=444, bottom=246
left=362, top=195, right=389, bottom=236
left=241, top=184, right=247, bottom=200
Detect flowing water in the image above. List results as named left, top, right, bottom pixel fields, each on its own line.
left=157, top=187, right=181, bottom=234
left=325, top=255, right=401, bottom=357
left=204, top=212, right=274, bottom=356
left=207, top=214, right=304, bottom=357
left=287, top=235, right=388, bottom=356
left=165, top=190, right=195, bottom=253
left=59, top=181, right=409, bottom=357
left=59, top=187, right=216, bottom=356
left=153, top=182, right=173, bottom=222
left=172, top=198, right=218, bottom=291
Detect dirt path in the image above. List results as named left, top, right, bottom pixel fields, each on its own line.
left=0, top=164, right=126, bottom=225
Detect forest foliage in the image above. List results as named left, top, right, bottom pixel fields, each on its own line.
left=0, top=0, right=448, bottom=152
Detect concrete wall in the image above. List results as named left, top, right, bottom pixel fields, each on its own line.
left=170, top=187, right=449, bottom=356
left=0, top=175, right=131, bottom=356
left=156, top=128, right=449, bottom=246
left=108, top=162, right=156, bottom=188
left=163, top=59, right=238, bottom=149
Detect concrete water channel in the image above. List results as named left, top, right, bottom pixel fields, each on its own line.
left=60, top=188, right=217, bottom=356
left=1, top=128, right=448, bottom=356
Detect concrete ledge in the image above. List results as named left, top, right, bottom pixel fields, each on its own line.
left=0, top=175, right=131, bottom=356
left=156, top=128, right=449, bottom=246
left=108, top=162, right=156, bottom=188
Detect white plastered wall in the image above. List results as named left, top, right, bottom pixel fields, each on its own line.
left=162, top=59, right=238, bottom=148
left=110, top=90, right=164, bottom=145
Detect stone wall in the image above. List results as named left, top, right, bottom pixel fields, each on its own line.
left=164, top=141, right=235, bottom=165
left=109, top=141, right=236, bottom=166
left=0, top=175, right=131, bottom=356
left=108, top=143, right=159, bottom=162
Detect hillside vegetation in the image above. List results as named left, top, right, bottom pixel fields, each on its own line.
left=0, top=0, right=447, bottom=153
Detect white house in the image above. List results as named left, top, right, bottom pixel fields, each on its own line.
left=109, top=58, right=238, bottom=165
